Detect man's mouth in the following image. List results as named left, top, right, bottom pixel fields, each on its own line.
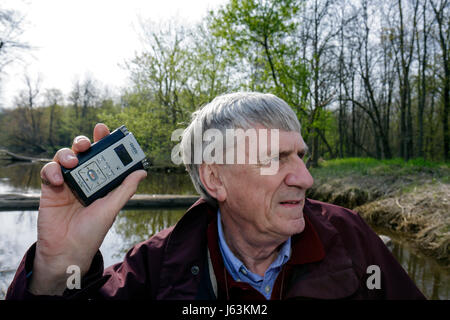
left=279, top=199, right=303, bottom=207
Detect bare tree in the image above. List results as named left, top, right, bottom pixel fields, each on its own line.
left=186, top=21, right=233, bottom=109
left=430, top=0, right=449, bottom=160
left=45, top=88, right=63, bottom=149
left=67, top=75, right=100, bottom=133
left=415, top=0, right=433, bottom=158
left=298, top=0, right=342, bottom=164
left=334, top=0, right=359, bottom=157
left=130, top=21, right=190, bottom=125
left=68, top=79, right=81, bottom=120
left=346, top=0, right=394, bottom=159
left=391, top=0, right=420, bottom=160
left=0, top=6, right=29, bottom=75
left=22, top=74, right=41, bottom=139
left=13, top=73, right=45, bottom=153
left=81, top=76, right=98, bottom=119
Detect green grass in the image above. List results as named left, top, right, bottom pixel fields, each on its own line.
left=310, top=157, right=450, bottom=182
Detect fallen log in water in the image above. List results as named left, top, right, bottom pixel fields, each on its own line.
left=0, top=193, right=200, bottom=211
left=0, top=149, right=52, bottom=163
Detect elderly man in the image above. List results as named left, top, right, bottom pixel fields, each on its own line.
left=6, top=92, right=424, bottom=300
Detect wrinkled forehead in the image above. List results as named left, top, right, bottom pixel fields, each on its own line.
left=225, top=127, right=306, bottom=156
left=254, top=129, right=306, bottom=153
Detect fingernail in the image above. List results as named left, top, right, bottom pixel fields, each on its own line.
left=77, top=136, right=88, bottom=143
left=65, top=154, right=76, bottom=162
left=54, top=174, right=62, bottom=183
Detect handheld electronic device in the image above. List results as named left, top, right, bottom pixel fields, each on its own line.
left=61, top=125, right=150, bottom=206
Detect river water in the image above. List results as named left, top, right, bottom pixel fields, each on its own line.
left=0, top=161, right=448, bottom=300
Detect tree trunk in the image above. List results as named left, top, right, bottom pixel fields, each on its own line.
left=48, top=103, right=55, bottom=149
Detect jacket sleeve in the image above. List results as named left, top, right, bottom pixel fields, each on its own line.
left=6, top=229, right=170, bottom=300
left=5, top=243, right=68, bottom=300
left=5, top=242, right=114, bottom=300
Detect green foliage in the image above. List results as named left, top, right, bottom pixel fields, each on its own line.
left=310, top=157, right=450, bottom=181
left=99, top=92, right=180, bottom=165
left=0, top=98, right=123, bottom=156
left=102, top=20, right=235, bottom=165
left=209, top=0, right=309, bottom=113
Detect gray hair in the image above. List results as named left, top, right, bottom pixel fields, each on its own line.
left=180, top=92, right=301, bottom=206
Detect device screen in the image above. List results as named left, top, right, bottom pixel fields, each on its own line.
left=114, top=144, right=133, bottom=166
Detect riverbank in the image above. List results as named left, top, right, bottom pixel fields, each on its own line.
left=306, top=158, right=450, bottom=268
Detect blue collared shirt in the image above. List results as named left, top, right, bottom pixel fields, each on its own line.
left=217, top=210, right=291, bottom=300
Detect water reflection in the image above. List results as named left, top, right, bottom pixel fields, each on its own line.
left=135, top=172, right=196, bottom=195
left=386, top=231, right=449, bottom=300
left=106, top=209, right=186, bottom=264
left=0, top=211, right=38, bottom=299
left=0, top=162, right=42, bottom=194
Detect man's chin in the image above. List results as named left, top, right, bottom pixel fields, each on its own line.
left=285, top=217, right=306, bottom=236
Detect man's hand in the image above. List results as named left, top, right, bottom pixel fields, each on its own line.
left=29, top=123, right=147, bottom=295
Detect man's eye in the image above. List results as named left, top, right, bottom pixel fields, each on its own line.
left=301, top=153, right=310, bottom=162
left=259, top=156, right=279, bottom=167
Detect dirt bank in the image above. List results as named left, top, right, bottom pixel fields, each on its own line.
left=307, top=168, right=449, bottom=268
left=354, top=183, right=449, bottom=267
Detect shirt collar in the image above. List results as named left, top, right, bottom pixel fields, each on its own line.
left=205, top=200, right=325, bottom=300
left=216, top=209, right=292, bottom=282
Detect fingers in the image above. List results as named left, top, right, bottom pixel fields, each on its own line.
left=53, top=148, right=78, bottom=168
left=72, top=123, right=110, bottom=153
left=46, top=147, right=78, bottom=186
left=93, top=123, right=110, bottom=143
left=40, top=162, right=64, bottom=186
left=40, top=123, right=111, bottom=191
left=72, top=135, right=91, bottom=154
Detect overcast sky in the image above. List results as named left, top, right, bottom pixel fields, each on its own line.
left=1, top=0, right=226, bottom=108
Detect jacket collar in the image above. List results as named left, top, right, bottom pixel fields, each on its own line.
left=283, top=199, right=360, bottom=299
left=156, top=199, right=211, bottom=299
left=158, top=198, right=360, bottom=300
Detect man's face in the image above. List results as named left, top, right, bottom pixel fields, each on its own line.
left=218, top=130, right=314, bottom=241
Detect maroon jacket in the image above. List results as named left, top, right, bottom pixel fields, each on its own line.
left=6, top=199, right=425, bottom=300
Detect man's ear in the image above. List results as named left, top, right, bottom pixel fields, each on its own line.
left=199, top=163, right=227, bottom=202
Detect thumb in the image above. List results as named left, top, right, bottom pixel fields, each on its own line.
left=91, top=170, right=148, bottom=219
left=108, top=169, right=148, bottom=208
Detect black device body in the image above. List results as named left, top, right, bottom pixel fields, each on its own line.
left=61, top=125, right=149, bottom=206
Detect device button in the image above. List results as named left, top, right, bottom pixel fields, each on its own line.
left=87, top=169, right=98, bottom=181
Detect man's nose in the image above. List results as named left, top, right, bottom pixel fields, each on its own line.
left=284, top=157, right=314, bottom=189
